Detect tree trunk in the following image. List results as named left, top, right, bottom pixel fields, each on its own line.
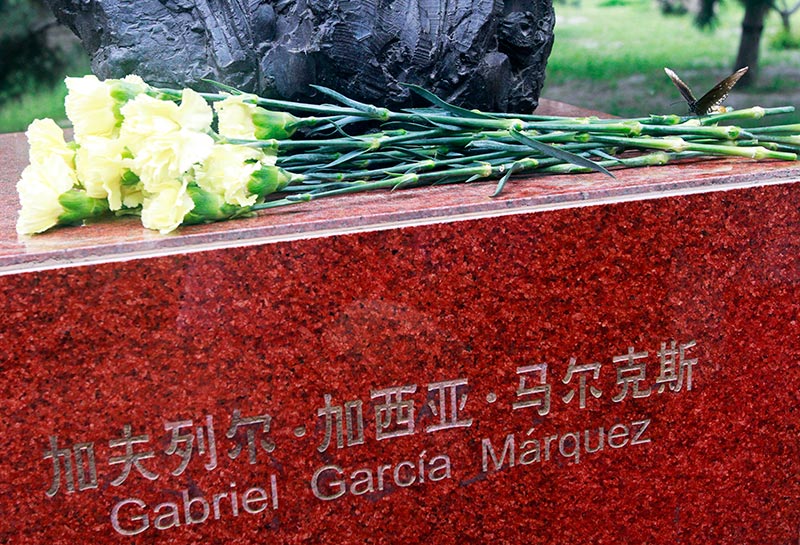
left=780, top=11, right=792, bottom=32
left=734, top=0, right=771, bottom=86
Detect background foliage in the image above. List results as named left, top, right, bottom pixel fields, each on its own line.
left=544, top=0, right=800, bottom=122
left=0, top=0, right=89, bottom=132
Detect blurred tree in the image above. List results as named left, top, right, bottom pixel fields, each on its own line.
left=772, top=0, right=800, bottom=32
left=697, top=0, right=772, bottom=86
left=0, top=0, right=68, bottom=103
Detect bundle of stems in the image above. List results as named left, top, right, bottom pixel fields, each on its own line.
left=159, top=83, right=798, bottom=212
left=19, top=76, right=800, bottom=236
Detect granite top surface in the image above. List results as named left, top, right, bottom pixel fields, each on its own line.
left=2, top=99, right=799, bottom=274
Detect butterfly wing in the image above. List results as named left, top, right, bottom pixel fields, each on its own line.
left=664, top=67, right=697, bottom=108
left=694, top=66, right=749, bottom=115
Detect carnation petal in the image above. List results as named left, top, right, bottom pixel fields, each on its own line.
left=215, top=95, right=258, bottom=140
left=65, top=75, right=118, bottom=141
left=26, top=118, right=74, bottom=167
left=15, top=163, right=75, bottom=234
left=179, top=89, right=213, bottom=133
left=141, top=180, right=195, bottom=234
left=75, top=136, right=127, bottom=209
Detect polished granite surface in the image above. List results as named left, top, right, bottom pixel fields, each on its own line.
left=1, top=101, right=799, bottom=544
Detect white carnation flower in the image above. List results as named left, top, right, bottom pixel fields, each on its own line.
left=65, top=75, right=118, bottom=142
left=26, top=118, right=74, bottom=168
left=120, top=89, right=214, bottom=189
left=140, top=179, right=195, bottom=234
left=214, top=94, right=260, bottom=140
left=128, top=132, right=214, bottom=192
left=75, top=136, right=128, bottom=210
left=195, top=144, right=264, bottom=206
left=16, top=159, right=77, bottom=235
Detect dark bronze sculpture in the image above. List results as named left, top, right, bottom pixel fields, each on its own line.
left=45, top=0, right=554, bottom=111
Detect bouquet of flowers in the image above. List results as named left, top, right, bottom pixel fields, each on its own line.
left=16, top=75, right=800, bottom=235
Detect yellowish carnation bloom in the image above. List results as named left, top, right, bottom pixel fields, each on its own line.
left=140, top=179, right=195, bottom=234
left=120, top=88, right=213, bottom=152
left=26, top=118, right=74, bottom=168
left=195, top=144, right=264, bottom=206
left=75, top=136, right=128, bottom=210
left=16, top=159, right=77, bottom=235
left=120, top=89, right=214, bottom=189
left=215, top=94, right=260, bottom=139
left=65, top=75, right=118, bottom=141
left=128, top=132, right=214, bottom=192
left=120, top=95, right=184, bottom=154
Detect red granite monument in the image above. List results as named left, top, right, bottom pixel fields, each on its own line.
left=0, top=102, right=799, bottom=544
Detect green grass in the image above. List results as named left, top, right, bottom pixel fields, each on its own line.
left=0, top=80, right=72, bottom=133
left=0, top=51, right=90, bottom=134
left=544, top=0, right=800, bottom=122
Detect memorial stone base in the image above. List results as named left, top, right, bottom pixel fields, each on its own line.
left=1, top=102, right=799, bottom=544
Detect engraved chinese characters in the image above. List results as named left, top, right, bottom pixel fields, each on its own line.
left=42, top=339, right=698, bottom=536
left=510, top=340, right=697, bottom=416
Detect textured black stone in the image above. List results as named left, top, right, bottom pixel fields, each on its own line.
left=45, top=0, right=555, bottom=112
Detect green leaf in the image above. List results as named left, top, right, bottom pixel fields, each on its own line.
left=201, top=78, right=244, bottom=95
left=310, top=85, right=389, bottom=119
left=510, top=130, right=615, bottom=179
left=492, top=163, right=520, bottom=197
left=401, top=83, right=496, bottom=120
left=591, top=148, right=623, bottom=162
left=312, top=148, right=370, bottom=172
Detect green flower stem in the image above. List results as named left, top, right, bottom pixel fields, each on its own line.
left=288, top=115, right=350, bottom=130
left=748, top=123, right=800, bottom=134
left=747, top=140, right=800, bottom=153
left=682, top=143, right=796, bottom=160
left=254, top=158, right=542, bottom=206
left=491, top=112, right=663, bottom=125
left=719, top=135, right=800, bottom=147
left=592, top=135, right=689, bottom=151
left=645, top=114, right=685, bottom=125
left=262, top=177, right=410, bottom=204
left=412, top=130, right=589, bottom=150
left=537, top=151, right=702, bottom=174
left=304, top=150, right=514, bottom=181
left=593, top=135, right=796, bottom=160
left=239, top=128, right=442, bottom=152
left=638, top=124, right=743, bottom=139
left=278, top=152, right=343, bottom=165
left=698, top=106, right=794, bottom=125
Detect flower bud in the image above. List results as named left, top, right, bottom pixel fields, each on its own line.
left=252, top=110, right=298, bottom=140
left=247, top=166, right=293, bottom=197
left=57, top=189, right=110, bottom=226
left=182, top=184, right=244, bottom=225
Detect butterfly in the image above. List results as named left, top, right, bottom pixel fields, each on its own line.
left=664, top=66, right=749, bottom=115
